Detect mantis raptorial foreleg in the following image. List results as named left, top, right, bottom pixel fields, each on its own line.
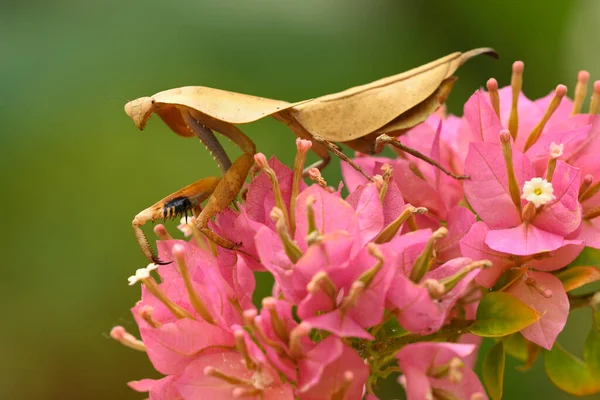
left=133, top=176, right=221, bottom=264
left=184, top=111, right=256, bottom=249
left=132, top=111, right=255, bottom=263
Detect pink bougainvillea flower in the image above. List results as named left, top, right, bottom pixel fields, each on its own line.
left=463, top=130, right=582, bottom=257
left=295, top=241, right=397, bottom=339
left=387, top=250, right=488, bottom=334
left=397, top=342, right=488, bottom=400
left=156, top=241, right=254, bottom=330
left=127, top=254, right=237, bottom=375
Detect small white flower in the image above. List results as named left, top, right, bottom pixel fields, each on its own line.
left=177, top=216, right=195, bottom=237
left=128, top=263, right=158, bottom=286
left=549, top=142, right=564, bottom=159
left=146, top=263, right=159, bottom=273
left=521, top=177, right=556, bottom=208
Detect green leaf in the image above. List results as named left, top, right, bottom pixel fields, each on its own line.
left=503, top=333, right=527, bottom=361
left=378, top=316, right=408, bottom=339
left=544, top=343, right=600, bottom=396
left=469, top=292, right=539, bottom=337
left=556, top=266, right=600, bottom=292
left=503, top=333, right=540, bottom=371
left=584, top=311, right=600, bottom=378
left=482, top=340, right=505, bottom=400
left=568, top=247, right=600, bottom=267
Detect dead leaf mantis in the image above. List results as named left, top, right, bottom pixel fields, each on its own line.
left=124, top=47, right=497, bottom=264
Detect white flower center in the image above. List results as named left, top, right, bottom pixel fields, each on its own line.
left=549, top=142, right=564, bottom=159
left=251, top=370, right=273, bottom=390
left=521, top=177, right=556, bottom=208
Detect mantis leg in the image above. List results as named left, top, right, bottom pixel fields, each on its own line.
left=184, top=110, right=257, bottom=249
left=132, top=177, right=221, bottom=264
left=374, top=134, right=469, bottom=180
left=312, top=134, right=373, bottom=182
left=195, top=152, right=255, bottom=249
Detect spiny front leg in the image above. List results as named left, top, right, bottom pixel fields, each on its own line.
left=194, top=152, right=255, bottom=249
left=132, top=176, right=221, bottom=264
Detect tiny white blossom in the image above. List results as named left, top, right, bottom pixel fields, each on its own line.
left=128, top=264, right=158, bottom=286
left=521, top=177, right=556, bottom=207
left=146, top=263, right=159, bottom=273
left=549, top=142, right=564, bottom=159
left=177, top=216, right=195, bottom=237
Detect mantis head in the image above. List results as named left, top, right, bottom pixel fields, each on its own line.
left=124, top=96, right=155, bottom=130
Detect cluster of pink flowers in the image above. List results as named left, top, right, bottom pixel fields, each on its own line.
left=112, top=62, right=600, bottom=399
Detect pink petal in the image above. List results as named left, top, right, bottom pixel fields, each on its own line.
left=459, top=334, right=483, bottom=369
left=436, top=206, right=477, bottom=263
left=291, top=231, right=357, bottom=303
left=176, top=352, right=292, bottom=400
left=526, top=124, right=590, bottom=175
left=294, top=185, right=359, bottom=249
left=305, top=310, right=373, bottom=339
left=299, top=335, right=344, bottom=392
left=430, top=120, right=443, bottom=184
left=345, top=183, right=384, bottom=244
left=128, top=376, right=181, bottom=400
left=464, top=142, right=534, bottom=228
left=431, top=367, right=488, bottom=400
left=463, top=90, right=504, bottom=143
left=398, top=341, right=488, bottom=399
left=385, top=229, right=432, bottom=276
left=343, top=245, right=398, bottom=328
left=255, top=226, right=297, bottom=299
left=136, top=318, right=235, bottom=375
left=387, top=274, right=442, bottom=334
left=381, top=180, right=406, bottom=226
left=341, top=156, right=388, bottom=193
left=506, top=271, right=569, bottom=350
left=401, top=365, right=433, bottom=400
left=576, top=219, right=600, bottom=249
left=533, top=161, right=582, bottom=236
left=459, top=221, right=514, bottom=288
left=400, top=121, right=438, bottom=174
left=486, top=223, right=566, bottom=256
left=128, top=378, right=158, bottom=392
left=425, top=257, right=482, bottom=331
left=397, top=342, right=476, bottom=373
left=568, top=115, right=600, bottom=163
left=245, top=156, right=305, bottom=227
left=497, top=87, right=542, bottom=151
left=136, top=278, right=190, bottom=324
left=297, top=290, right=337, bottom=320
left=527, top=240, right=585, bottom=271
left=232, top=208, right=271, bottom=270
left=396, top=342, right=487, bottom=400
left=391, top=159, right=448, bottom=220
left=299, top=337, right=368, bottom=400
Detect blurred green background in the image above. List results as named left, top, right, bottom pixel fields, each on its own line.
left=2, top=0, right=599, bottom=398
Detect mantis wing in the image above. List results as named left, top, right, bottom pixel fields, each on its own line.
left=126, top=86, right=310, bottom=138
left=152, top=86, right=306, bottom=124
left=290, top=47, right=497, bottom=142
